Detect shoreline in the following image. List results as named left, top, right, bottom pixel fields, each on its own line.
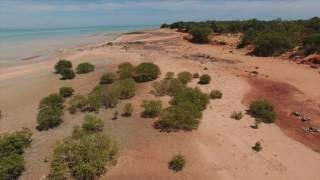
left=1, top=28, right=319, bottom=180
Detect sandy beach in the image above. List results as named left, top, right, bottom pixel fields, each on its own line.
left=0, top=29, right=319, bottom=180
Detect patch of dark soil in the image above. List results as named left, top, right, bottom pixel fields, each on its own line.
left=243, top=75, right=320, bottom=152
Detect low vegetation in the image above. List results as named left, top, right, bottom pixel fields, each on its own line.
left=252, top=141, right=262, bottom=152
left=76, top=62, right=95, bottom=74
left=114, top=78, right=136, bottom=99
left=54, top=60, right=75, bottom=80
left=190, top=27, right=212, bottom=43
left=134, top=62, right=161, bottom=82
left=60, top=69, right=76, bottom=80
left=142, top=100, right=162, bottom=118
left=177, top=71, right=193, bottom=84
left=166, top=17, right=320, bottom=56
left=156, top=87, right=209, bottom=131
left=0, top=128, right=32, bottom=180
left=36, top=94, right=64, bottom=131
left=249, top=100, right=276, bottom=123
left=82, top=114, right=104, bottom=133
left=165, top=72, right=175, bottom=79
left=210, top=90, right=223, bottom=99
left=49, top=121, right=117, bottom=180
left=199, top=74, right=211, bottom=84
left=100, top=72, right=117, bottom=84
left=168, top=154, right=186, bottom=172
left=192, top=73, right=199, bottom=79
left=59, top=87, right=74, bottom=98
left=170, top=87, right=209, bottom=111
left=152, top=78, right=186, bottom=97
left=54, top=59, right=72, bottom=74
left=303, top=33, right=320, bottom=55
left=68, top=95, right=88, bottom=114
left=118, top=62, right=135, bottom=79
left=122, top=103, right=133, bottom=117
left=231, top=111, right=243, bottom=120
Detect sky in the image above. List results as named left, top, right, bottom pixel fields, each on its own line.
left=0, top=0, right=320, bottom=28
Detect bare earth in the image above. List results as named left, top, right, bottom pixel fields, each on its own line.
left=0, top=29, right=319, bottom=180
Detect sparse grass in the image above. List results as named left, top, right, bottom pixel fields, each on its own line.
left=231, top=111, right=243, bottom=120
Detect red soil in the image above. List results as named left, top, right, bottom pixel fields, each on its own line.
left=243, top=75, right=320, bottom=152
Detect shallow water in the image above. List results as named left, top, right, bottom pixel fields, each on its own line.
left=0, top=25, right=157, bottom=65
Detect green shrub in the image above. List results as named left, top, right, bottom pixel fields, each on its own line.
left=86, top=94, right=102, bottom=112
left=82, top=115, right=104, bottom=132
left=303, top=33, right=320, bottom=55
left=249, top=100, right=276, bottom=123
left=122, top=103, right=133, bottom=117
left=37, top=94, right=65, bottom=130
left=210, top=90, right=223, bottom=99
left=68, top=95, right=88, bottom=114
left=49, top=128, right=117, bottom=180
left=168, top=154, right=186, bottom=172
left=170, top=87, right=209, bottom=111
left=54, top=60, right=72, bottom=74
left=177, top=72, right=193, bottom=84
left=252, top=31, right=292, bottom=56
left=152, top=79, right=186, bottom=97
left=199, top=74, right=211, bottom=84
left=114, top=78, right=136, bottom=99
left=89, top=85, right=120, bottom=109
left=231, top=111, right=243, bottom=120
left=192, top=73, right=199, bottom=78
left=59, top=87, right=74, bottom=98
left=39, top=94, right=64, bottom=110
left=76, top=63, right=95, bottom=74
left=165, top=72, right=175, bottom=79
left=190, top=27, right=212, bottom=43
left=158, top=106, right=200, bottom=131
left=37, top=106, right=63, bottom=130
left=118, top=62, right=135, bottom=79
left=142, top=100, right=162, bottom=118
left=100, top=72, right=117, bottom=84
left=161, top=24, right=169, bottom=28
left=60, top=69, right=75, bottom=80
left=0, top=128, right=32, bottom=180
left=252, top=141, right=262, bottom=152
left=134, top=62, right=161, bottom=82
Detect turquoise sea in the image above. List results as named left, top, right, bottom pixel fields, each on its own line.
left=0, top=25, right=157, bottom=64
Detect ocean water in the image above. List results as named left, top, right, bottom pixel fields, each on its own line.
left=0, top=25, right=157, bottom=65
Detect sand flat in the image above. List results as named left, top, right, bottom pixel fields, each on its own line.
left=0, top=29, right=319, bottom=180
